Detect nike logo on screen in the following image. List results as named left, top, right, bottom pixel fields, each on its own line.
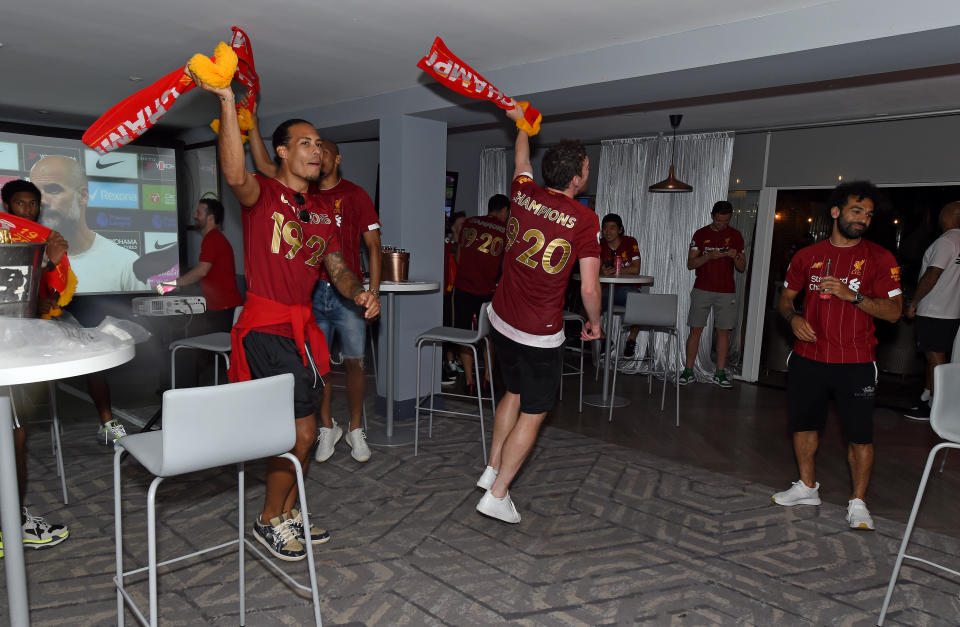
left=154, top=241, right=177, bottom=251
left=96, top=159, right=124, bottom=169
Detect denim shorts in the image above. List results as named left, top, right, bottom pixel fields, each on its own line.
left=312, top=280, right=367, bottom=360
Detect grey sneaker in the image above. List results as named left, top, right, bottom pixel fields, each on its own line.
left=772, top=480, right=821, bottom=506
left=99, top=419, right=127, bottom=446
left=21, top=508, right=69, bottom=550
left=678, top=368, right=695, bottom=385
left=476, top=490, right=521, bottom=524
left=286, top=508, right=330, bottom=545
left=315, top=422, right=343, bottom=462
left=345, top=428, right=371, bottom=462
left=846, top=498, right=875, bottom=531
left=252, top=515, right=306, bottom=561
left=712, top=369, right=733, bottom=389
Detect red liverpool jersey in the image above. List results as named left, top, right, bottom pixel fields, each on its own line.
left=312, top=179, right=380, bottom=282
left=490, top=173, right=601, bottom=347
left=455, top=214, right=507, bottom=296
left=784, top=238, right=901, bottom=363
left=243, top=175, right=341, bottom=336
left=690, top=224, right=744, bottom=293
left=601, top=235, right=641, bottom=271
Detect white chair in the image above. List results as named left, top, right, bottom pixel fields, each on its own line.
left=877, top=362, right=960, bottom=625
left=168, top=306, right=242, bottom=389
left=414, top=302, right=494, bottom=463
left=113, top=374, right=322, bottom=627
left=559, top=311, right=585, bottom=413
left=608, top=292, right=682, bottom=427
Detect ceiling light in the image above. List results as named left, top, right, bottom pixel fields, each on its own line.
left=649, top=114, right=693, bottom=193
left=837, top=175, right=843, bottom=181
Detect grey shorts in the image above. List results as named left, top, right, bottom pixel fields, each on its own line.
left=688, top=288, right=738, bottom=329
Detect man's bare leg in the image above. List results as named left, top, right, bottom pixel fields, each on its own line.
left=848, top=443, right=874, bottom=501
left=794, top=430, right=819, bottom=488
left=924, top=350, right=947, bottom=396
left=264, top=414, right=317, bottom=521
left=87, top=374, right=112, bottom=426
left=716, top=328, right=730, bottom=371
left=684, top=327, right=704, bottom=369
left=488, top=391, right=521, bottom=470
left=345, top=358, right=365, bottom=431
left=489, top=410, right=548, bottom=499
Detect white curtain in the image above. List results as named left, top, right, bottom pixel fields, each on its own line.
left=596, top=131, right=735, bottom=381
left=477, top=147, right=509, bottom=215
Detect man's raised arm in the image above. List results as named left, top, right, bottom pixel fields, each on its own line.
left=507, top=105, right=532, bottom=179
left=247, top=104, right=280, bottom=178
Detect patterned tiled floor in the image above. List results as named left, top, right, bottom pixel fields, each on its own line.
left=2, top=394, right=959, bottom=625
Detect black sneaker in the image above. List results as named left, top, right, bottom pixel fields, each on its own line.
left=285, top=508, right=330, bottom=545
left=623, top=339, right=636, bottom=359
left=252, top=515, right=306, bottom=561
left=904, top=403, right=931, bottom=421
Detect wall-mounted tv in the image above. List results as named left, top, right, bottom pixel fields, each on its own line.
left=0, top=130, right=179, bottom=295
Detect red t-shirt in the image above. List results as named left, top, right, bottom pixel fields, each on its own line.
left=455, top=215, right=507, bottom=296
left=490, top=174, right=601, bottom=346
left=600, top=235, right=641, bottom=270
left=689, top=224, right=744, bottom=293
left=243, top=175, right=341, bottom=337
left=311, top=179, right=380, bottom=282
left=198, top=228, right=242, bottom=311
left=784, top=238, right=902, bottom=364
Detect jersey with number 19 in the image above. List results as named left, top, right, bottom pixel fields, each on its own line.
left=242, top=174, right=342, bottom=337
left=490, top=173, right=601, bottom=348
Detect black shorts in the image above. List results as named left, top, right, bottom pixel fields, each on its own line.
left=452, top=288, right=492, bottom=331
left=786, top=353, right=877, bottom=444
left=242, top=331, right=320, bottom=418
left=492, top=327, right=563, bottom=414
left=914, top=315, right=960, bottom=354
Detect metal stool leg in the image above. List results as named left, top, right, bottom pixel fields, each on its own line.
left=48, top=382, right=68, bottom=504
left=415, top=340, right=423, bottom=456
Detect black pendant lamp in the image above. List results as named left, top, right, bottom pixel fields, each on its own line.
left=649, top=114, right=693, bottom=193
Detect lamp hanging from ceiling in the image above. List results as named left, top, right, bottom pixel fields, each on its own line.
left=649, top=114, right=693, bottom=193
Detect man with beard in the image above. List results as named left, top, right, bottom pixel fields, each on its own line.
left=191, top=71, right=379, bottom=561
left=29, top=155, right=148, bottom=293
left=772, top=181, right=902, bottom=531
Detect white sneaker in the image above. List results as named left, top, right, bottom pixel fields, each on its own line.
left=99, top=419, right=127, bottom=446
left=846, top=498, right=875, bottom=530
left=476, top=466, right=498, bottom=491
left=476, top=490, right=521, bottom=523
left=772, top=480, right=821, bottom=506
left=315, top=422, right=343, bottom=462
left=345, top=428, right=371, bottom=462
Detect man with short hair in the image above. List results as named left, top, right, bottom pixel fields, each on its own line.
left=169, top=197, right=243, bottom=335
left=679, top=201, right=746, bottom=388
left=599, top=212, right=642, bottom=357
left=249, top=117, right=382, bottom=464
left=474, top=107, right=602, bottom=523
left=191, top=70, right=379, bottom=561
left=772, top=181, right=902, bottom=531
left=904, top=201, right=960, bottom=420
left=1, top=179, right=71, bottom=553
left=453, top=194, right=510, bottom=394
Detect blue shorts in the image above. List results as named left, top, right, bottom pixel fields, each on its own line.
left=312, top=280, right=367, bottom=360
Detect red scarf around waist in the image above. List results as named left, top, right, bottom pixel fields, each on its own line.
left=228, top=291, right=330, bottom=383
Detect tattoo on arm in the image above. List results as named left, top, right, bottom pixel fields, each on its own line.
left=324, top=251, right=363, bottom=298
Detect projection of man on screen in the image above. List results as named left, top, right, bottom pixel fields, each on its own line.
left=29, top=156, right=149, bottom=293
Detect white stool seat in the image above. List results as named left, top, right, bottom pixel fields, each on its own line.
left=169, top=332, right=230, bottom=353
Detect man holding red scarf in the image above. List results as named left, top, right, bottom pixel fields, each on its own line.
left=189, top=71, right=379, bottom=562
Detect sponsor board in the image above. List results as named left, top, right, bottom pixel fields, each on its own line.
left=85, top=149, right=138, bottom=179
left=144, top=230, right=177, bottom=251
left=149, top=212, right=178, bottom=230
left=88, top=181, right=139, bottom=209
left=93, top=210, right=135, bottom=230
left=21, top=145, right=81, bottom=171
left=139, top=152, right=177, bottom=180
left=0, top=141, right=20, bottom=171
left=0, top=174, right=20, bottom=191
left=141, top=184, right=176, bottom=211
left=97, top=230, right=142, bottom=255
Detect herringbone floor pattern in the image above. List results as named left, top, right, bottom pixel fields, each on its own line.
left=2, top=393, right=959, bottom=625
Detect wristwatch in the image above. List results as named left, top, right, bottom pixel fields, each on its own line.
left=853, top=291, right=865, bottom=305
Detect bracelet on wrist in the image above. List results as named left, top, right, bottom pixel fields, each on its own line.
left=220, top=96, right=235, bottom=102
left=785, top=312, right=798, bottom=324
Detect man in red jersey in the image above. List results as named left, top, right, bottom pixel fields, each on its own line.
left=598, top=212, right=643, bottom=357
left=190, top=71, right=379, bottom=561
left=678, top=201, right=746, bottom=388
left=249, top=116, right=382, bottom=464
left=772, top=181, right=902, bottom=531
left=453, top=194, right=510, bottom=394
left=474, top=106, right=603, bottom=524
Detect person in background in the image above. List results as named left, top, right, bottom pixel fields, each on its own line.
left=903, top=201, right=960, bottom=420
left=598, top=213, right=642, bottom=358
left=452, top=195, right=509, bottom=395
left=772, top=181, right=902, bottom=531
left=679, top=201, right=746, bottom=388
left=442, top=211, right=467, bottom=384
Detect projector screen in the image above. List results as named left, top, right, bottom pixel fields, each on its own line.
left=0, top=129, right=180, bottom=295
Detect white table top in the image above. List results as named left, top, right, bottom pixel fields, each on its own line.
left=378, top=280, right=441, bottom=293
left=0, top=344, right=135, bottom=386
left=573, top=274, right=654, bottom=285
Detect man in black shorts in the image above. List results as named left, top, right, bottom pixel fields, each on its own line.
left=904, top=201, right=960, bottom=420
left=474, top=105, right=602, bottom=523
left=191, top=71, right=379, bottom=561
left=452, top=194, right=509, bottom=395
left=772, top=181, right=902, bottom=531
